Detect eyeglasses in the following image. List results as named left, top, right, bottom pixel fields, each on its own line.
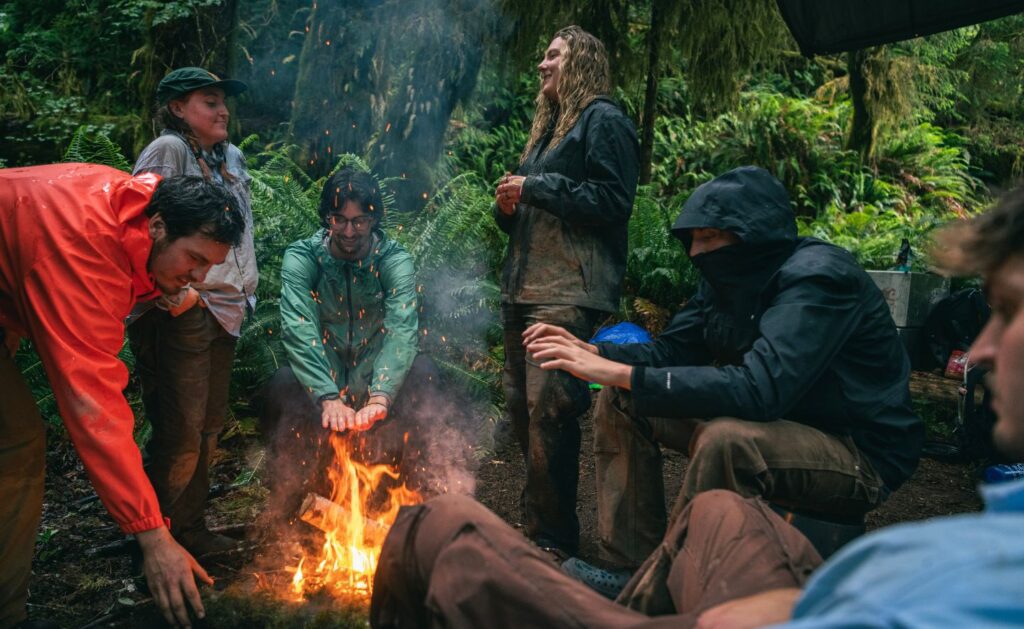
left=328, top=214, right=374, bottom=230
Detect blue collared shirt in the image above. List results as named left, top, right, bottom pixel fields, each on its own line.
left=777, top=477, right=1024, bottom=628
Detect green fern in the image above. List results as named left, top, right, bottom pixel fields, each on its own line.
left=62, top=127, right=132, bottom=171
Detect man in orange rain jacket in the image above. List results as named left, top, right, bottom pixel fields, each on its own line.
left=0, top=163, right=244, bottom=628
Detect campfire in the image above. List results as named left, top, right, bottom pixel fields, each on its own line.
left=284, top=432, right=421, bottom=600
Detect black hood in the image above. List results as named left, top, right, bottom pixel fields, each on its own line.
left=671, top=166, right=797, bottom=252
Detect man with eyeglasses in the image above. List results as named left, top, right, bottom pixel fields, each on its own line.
left=260, top=167, right=460, bottom=522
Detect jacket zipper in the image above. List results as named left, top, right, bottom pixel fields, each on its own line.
left=344, top=264, right=354, bottom=400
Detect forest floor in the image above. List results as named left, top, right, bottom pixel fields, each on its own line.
left=27, top=390, right=983, bottom=628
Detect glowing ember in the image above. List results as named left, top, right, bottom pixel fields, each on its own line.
left=286, top=433, right=421, bottom=600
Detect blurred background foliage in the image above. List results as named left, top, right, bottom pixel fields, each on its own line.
left=4, top=0, right=1023, bottom=429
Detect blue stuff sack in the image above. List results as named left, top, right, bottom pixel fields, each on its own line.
left=590, top=322, right=652, bottom=345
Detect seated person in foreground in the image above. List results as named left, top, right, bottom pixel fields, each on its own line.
left=528, top=166, right=923, bottom=589
left=367, top=177, right=1024, bottom=629
left=261, top=168, right=452, bottom=519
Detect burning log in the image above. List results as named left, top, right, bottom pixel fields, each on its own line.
left=298, top=492, right=389, bottom=543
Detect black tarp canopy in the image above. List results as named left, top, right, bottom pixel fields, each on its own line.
left=776, top=0, right=1024, bottom=56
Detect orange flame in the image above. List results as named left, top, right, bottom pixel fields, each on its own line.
left=288, top=433, right=421, bottom=599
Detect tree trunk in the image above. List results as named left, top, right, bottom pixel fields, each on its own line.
left=290, top=0, right=383, bottom=177
left=639, top=0, right=667, bottom=185
left=370, top=0, right=491, bottom=210
left=846, top=48, right=874, bottom=161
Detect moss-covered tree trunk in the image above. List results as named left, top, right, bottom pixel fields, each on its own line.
left=846, top=48, right=875, bottom=161
left=370, top=0, right=492, bottom=210
left=290, top=0, right=382, bottom=177
left=639, top=0, right=668, bottom=185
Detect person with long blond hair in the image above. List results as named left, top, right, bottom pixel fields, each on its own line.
left=494, top=25, right=639, bottom=560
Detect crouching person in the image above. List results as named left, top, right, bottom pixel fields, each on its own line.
left=260, top=167, right=448, bottom=524
left=525, top=166, right=923, bottom=593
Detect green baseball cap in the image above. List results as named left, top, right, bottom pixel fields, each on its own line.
left=156, top=67, right=248, bottom=104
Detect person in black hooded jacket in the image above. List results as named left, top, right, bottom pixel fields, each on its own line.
left=525, top=166, right=923, bottom=585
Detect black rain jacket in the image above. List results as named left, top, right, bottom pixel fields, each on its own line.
left=598, top=166, right=923, bottom=491
left=496, top=97, right=640, bottom=313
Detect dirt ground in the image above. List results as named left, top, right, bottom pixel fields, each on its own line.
left=27, top=394, right=983, bottom=627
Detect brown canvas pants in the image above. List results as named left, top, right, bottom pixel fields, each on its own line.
left=370, top=490, right=821, bottom=628
left=0, top=338, right=46, bottom=627
left=129, top=306, right=237, bottom=537
left=501, top=303, right=601, bottom=555
left=595, top=387, right=886, bottom=569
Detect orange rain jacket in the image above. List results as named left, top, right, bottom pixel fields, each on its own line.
left=0, top=163, right=166, bottom=533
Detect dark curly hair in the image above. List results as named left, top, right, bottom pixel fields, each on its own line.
left=318, top=167, right=385, bottom=230
left=146, top=175, right=245, bottom=246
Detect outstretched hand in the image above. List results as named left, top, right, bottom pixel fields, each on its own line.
left=524, top=324, right=632, bottom=389
left=136, top=526, right=213, bottom=628
left=321, top=398, right=357, bottom=432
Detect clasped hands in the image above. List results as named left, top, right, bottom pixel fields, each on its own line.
left=523, top=323, right=633, bottom=390
left=321, top=396, right=389, bottom=432
left=495, top=172, right=525, bottom=216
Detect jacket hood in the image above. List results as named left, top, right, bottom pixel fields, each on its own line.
left=671, top=166, right=797, bottom=250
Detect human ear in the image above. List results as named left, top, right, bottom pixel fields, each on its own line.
left=148, top=213, right=167, bottom=241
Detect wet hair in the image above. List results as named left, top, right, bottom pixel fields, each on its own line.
left=146, top=175, right=245, bottom=246
left=318, top=167, right=385, bottom=229
left=521, top=25, right=611, bottom=164
left=932, top=188, right=1024, bottom=277
left=154, top=98, right=237, bottom=183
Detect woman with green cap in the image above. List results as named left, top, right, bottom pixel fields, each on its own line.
left=128, top=66, right=259, bottom=558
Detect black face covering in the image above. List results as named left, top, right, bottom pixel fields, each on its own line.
left=690, top=242, right=795, bottom=308
left=691, top=242, right=794, bottom=364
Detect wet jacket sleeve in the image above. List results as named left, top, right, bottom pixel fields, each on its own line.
left=493, top=202, right=517, bottom=234
left=520, top=112, right=639, bottom=227
left=280, top=244, right=339, bottom=400
left=369, top=250, right=419, bottom=403
left=597, top=295, right=712, bottom=368
left=630, top=272, right=865, bottom=420
left=20, top=255, right=163, bottom=534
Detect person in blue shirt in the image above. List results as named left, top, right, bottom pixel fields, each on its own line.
left=367, top=188, right=1024, bottom=628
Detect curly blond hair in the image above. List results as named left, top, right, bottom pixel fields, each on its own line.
left=931, top=188, right=1024, bottom=277
left=520, top=26, right=611, bottom=164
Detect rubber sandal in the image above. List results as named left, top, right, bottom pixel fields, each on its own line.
left=560, top=557, right=631, bottom=599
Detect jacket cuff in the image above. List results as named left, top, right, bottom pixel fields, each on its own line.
left=629, top=366, right=661, bottom=418
left=520, top=176, right=536, bottom=205
left=121, top=515, right=168, bottom=535
left=367, top=391, right=394, bottom=407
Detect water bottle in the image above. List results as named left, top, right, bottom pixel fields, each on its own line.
left=983, top=463, right=1024, bottom=484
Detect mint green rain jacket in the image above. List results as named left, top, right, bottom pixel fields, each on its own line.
left=280, top=228, right=419, bottom=406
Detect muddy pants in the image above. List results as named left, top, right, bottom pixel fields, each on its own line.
left=260, top=355, right=454, bottom=524
left=501, top=303, right=601, bottom=555
left=129, top=306, right=237, bottom=538
left=370, top=490, right=821, bottom=628
left=594, top=387, right=887, bottom=569
left=0, top=338, right=45, bottom=627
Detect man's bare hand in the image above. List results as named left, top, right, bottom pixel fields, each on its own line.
left=522, top=322, right=598, bottom=353
left=168, top=286, right=204, bottom=317
left=695, top=588, right=802, bottom=629
left=321, top=398, right=356, bottom=432
left=526, top=334, right=632, bottom=389
left=136, top=526, right=212, bottom=628
left=495, top=173, right=525, bottom=216
left=352, top=398, right=389, bottom=431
